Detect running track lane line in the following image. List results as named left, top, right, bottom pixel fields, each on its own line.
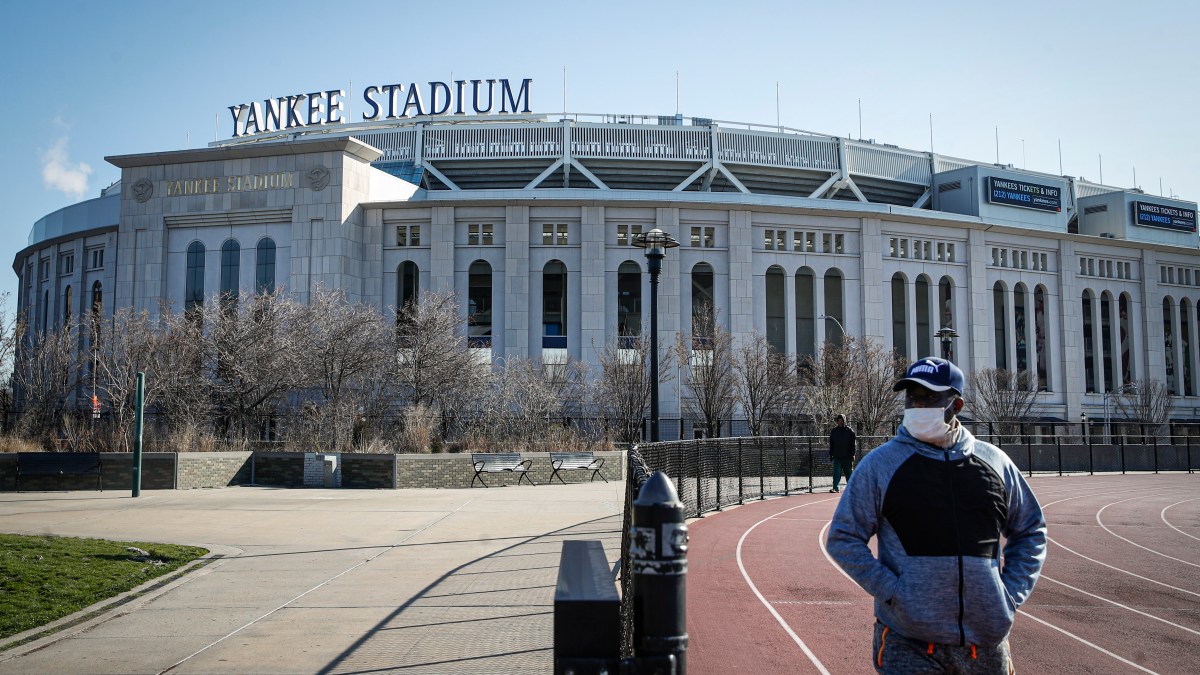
left=735, top=497, right=839, bottom=675
left=1162, top=498, right=1200, bottom=542
left=1097, top=495, right=1200, bottom=568
left=157, top=497, right=477, bottom=675
left=1017, top=611, right=1160, bottom=675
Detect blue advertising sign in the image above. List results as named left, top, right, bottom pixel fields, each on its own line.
left=1133, top=201, right=1197, bottom=233
left=986, top=177, right=1062, bottom=212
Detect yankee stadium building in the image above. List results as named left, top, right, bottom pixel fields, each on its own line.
left=14, top=77, right=1200, bottom=433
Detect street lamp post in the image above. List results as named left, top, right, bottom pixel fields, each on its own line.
left=818, top=314, right=846, bottom=341
left=633, top=228, right=680, bottom=443
left=1103, top=383, right=1139, bottom=444
left=935, top=327, right=960, bottom=361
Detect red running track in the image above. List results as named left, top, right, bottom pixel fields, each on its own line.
left=686, top=474, right=1200, bottom=674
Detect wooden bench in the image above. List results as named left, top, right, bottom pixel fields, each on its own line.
left=16, top=452, right=103, bottom=492
left=550, top=451, right=607, bottom=484
left=471, top=452, right=535, bottom=487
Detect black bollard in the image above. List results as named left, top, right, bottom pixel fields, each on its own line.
left=630, top=471, right=688, bottom=674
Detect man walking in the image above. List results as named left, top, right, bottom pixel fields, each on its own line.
left=826, top=357, right=1047, bottom=673
left=828, top=414, right=856, bottom=493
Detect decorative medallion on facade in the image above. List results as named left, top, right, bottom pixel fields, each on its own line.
left=132, top=178, right=154, bottom=203
left=307, top=165, right=331, bottom=191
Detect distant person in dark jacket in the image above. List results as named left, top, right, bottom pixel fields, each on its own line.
left=826, top=357, right=1047, bottom=673
left=829, top=414, right=856, bottom=493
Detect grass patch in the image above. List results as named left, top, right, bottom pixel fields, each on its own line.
left=0, top=534, right=208, bottom=641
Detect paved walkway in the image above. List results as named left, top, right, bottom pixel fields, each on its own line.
left=0, top=482, right=624, bottom=674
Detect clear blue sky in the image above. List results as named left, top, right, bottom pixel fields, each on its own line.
left=2, top=0, right=1197, bottom=309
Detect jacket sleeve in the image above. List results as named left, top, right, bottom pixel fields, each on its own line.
left=826, top=460, right=899, bottom=601
left=999, top=467, right=1047, bottom=607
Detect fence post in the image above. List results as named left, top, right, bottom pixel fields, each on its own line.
left=1189, top=433, right=1194, bottom=474
left=737, top=438, right=744, bottom=506
left=715, top=439, right=722, bottom=511
left=758, top=439, right=765, bottom=500
left=783, top=440, right=790, bottom=495
left=1120, top=433, right=1126, bottom=475
left=694, top=442, right=702, bottom=520
left=807, top=437, right=814, bottom=493
left=1153, top=432, right=1159, bottom=474
left=1056, top=430, right=1062, bottom=477
left=630, top=472, right=688, bottom=674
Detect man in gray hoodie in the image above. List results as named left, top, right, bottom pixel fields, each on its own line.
left=826, top=357, right=1047, bottom=673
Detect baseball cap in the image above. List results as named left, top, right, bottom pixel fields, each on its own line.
left=893, top=357, right=965, bottom=395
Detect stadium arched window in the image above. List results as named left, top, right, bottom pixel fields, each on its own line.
left=256, top=237, right=276, bottom=295
left=185, top=241, right=205, bottom=313
left=396, top=261, right=419, bottom=323
left=824, top=268, right=844, bottom=348
left=90, top=281, right=103, bottom=342
left=1118, top=292, right=1133, bottom=385
left=796, top=267, right=816, bottom=358
left=220, top=239, right=240, bottom=311
left=542, top=260, right=567, bottom=348
left=1163, top=297, right=1176, bottom=395
left=891, top=273, right=907, bottom=357
left=468, top=260, right=493, bottom=348
left=1082, top=290, right=1096, bottom=393
left=63, top=285, right=72, bottom=325
left=765, top=265, right=786, bottom=354
left=1100, top=291, right=1116, bottom=393
left=1181, top=299, right=1194, bottom=397
left=1015, top=283, right=1030, bottom=374
left=617, top=261, right=642, bottom=344
left=691, top=263, right=715, bottom=343
left=915, top=275, right=931, bottom=358
left=993, top=282, right=1008, bottom=370
left=41, top=290, right=48, bottom=333
left=1035, top=285, right=1049, bottom=391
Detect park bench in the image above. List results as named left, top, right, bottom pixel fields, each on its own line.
left=16, top=452, right=104, bottom=492
left=471, top=452, right=535, bottom=487
left=550, top=451, right=608, bottom=484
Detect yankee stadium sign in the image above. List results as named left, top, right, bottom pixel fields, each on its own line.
left=228, top=78, right=533, bottom=138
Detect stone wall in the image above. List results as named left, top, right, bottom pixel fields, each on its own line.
left=177, top=452, right=252, bottom=489
left=341, top=454, right=395, bottom=489
left=250, top=453, right=306, bottom=487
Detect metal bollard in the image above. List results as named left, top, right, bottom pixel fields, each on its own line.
left=629, top=471, right=688, bottom=674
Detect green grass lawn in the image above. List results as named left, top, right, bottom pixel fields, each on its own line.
left=0, top=534, right=208, bottom=641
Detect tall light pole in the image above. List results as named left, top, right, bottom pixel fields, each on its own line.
left=818, top=314, right=846, bottom=341
left=1103, top=383, right=1138, bottom=444
left=633, top=228, right=679, bottom=442
left=935, top=326, right=960, bottom=361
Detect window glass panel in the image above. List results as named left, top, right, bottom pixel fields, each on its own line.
left=256, top=238, right=276, bottom=295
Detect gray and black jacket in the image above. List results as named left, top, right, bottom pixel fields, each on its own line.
left=826, top=425, right=1047, bottom=647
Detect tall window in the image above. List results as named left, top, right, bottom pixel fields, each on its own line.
left=397, top=261, right=419, bottom=317
left=824, top=269, right=845, bottom=347
left=468, top=260, right=493, bottom=347
left=765, top=266, right=786, bottom=353
left=1015, top=284, right=1029, bottom=373
left=1035, top=285, right=1049, bottom=391
left=1182, top=300, right=1194, bottom=397
left=891, top=273, right=907, bottom=357
left=1163, top=298, right=1175, bottom=395
left=542, top=261, right=567, bottom=348
left=220, top=239, right=240, bottom=308
left=796, top=268, right=816, bottom=358
left=185, top=242, right=205, bottom=313
left=915, top=275, right=931, bottom=358
left=617, top=261, right=642, bottom=344
left=1118, top=293, right=1132, bottom=385
left=939, top=276, right=954, bottom=359
left=256, top=238, right=276, bottom=295
left=691, top=263, right=715, bottom=342
left=63, top=286, right=72, bottom=325
left=993, top=282, right=1008, bottom=369
left=1083, top=291, right=1096, bottom=392
left=1100, top=292, right=1114, bottom=393
left=91, top=281, right=103, bottom=339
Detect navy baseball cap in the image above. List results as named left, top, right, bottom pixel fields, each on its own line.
left=893, top=357, right=965, bottom=395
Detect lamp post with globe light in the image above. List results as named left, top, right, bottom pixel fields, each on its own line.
left=632, top=228, right=679, bottom=442
left=935, top=327, right=960, bottom=361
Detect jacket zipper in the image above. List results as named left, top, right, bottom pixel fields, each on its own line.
left=945, top=449, right=966, bottom=646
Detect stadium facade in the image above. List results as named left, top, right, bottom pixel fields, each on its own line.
left=14, top=81, right=1200, bottom=434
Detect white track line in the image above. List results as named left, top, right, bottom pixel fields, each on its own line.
left=158, top=498, right=476, bottom=674
left=1097, top=496, right=1200, bottom=568
left=1037, top=575, right=1200, bottom=637
left=1019, top=610, right=1160, bottom=675
left=736, top=497, right=838, bottom=675
left=818, top=521, right=857, bottom=585
left=1161, top=498, right=1200, bottom=542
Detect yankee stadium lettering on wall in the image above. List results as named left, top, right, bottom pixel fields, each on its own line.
left=228, top=78, right=533, bottom=138
left=985, top=176, right=1062, bottom=213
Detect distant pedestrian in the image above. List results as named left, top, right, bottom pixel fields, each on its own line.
left=826, top=357, right=1046, bottom=673
left=828, top=414, right=856, bottom=493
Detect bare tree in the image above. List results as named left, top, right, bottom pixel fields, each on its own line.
left=393, top=289, right=484, bottom=429
left=0, top=293, right=24, bottom=414
left=964, top=368, right=1041, bottom=440
left=799, top=338, right=857, bottom=434
left=595, top=337, right=659, bottom=445
left=733, top=331, right=793, bottom=437
left=95, top=307, right=179, bottom=451
left=848, top=338, right=907, bottom=440
left=674, top=305, right=736, bottom=438
left=12, top=321, right=82, bottom=443
left=1113, top=378, right=1171, bottom=437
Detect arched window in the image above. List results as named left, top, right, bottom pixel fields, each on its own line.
left=617, top=261, right=642, bottom=345
left=185, top=241, right=205, bottom=312
left=939, top=277, right=954, bottom=330
left=993, top=282, right=1008, bottom=369
left=1182, top=299, right=1194, bottom=397
left=824, top=268, right=844, bottom=347
left=41, top=290, right=48, bottom=333
left=915, top=275, right=931, bottom=358
left=1163, top=298, right=1176, bottom=395
left=1119, top=293, right=1132, bottom=385
left=542, top=260, right=567, bottom=348
left=63, top=285, right=72, bottom=325
left=796, top=267, right=815, bottom=358
left=91, top=281, right=103, bottom=340
left=397, top=261, right=419, bottom=313
left=1100, top=292, right=1115, bottom=393
left=765, top=265, right=786, bottom=353
left=221, top=239, right=240, bottom=311
left=691, top=263, right=715, bottom=341
left=1015, top=283, right=1029, bottom=374
left=256, top=237, right=276, bottom=295
left=468, top=260, right=493, bottom=348
left=891, top=273, right=907, bottom=357
left=1035, top=286, right=1049, bottom=391
left=1082, top=291, right=1096, bottom=393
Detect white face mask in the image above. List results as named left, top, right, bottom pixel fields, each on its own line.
left=902, top=402, right=956, bottom=446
